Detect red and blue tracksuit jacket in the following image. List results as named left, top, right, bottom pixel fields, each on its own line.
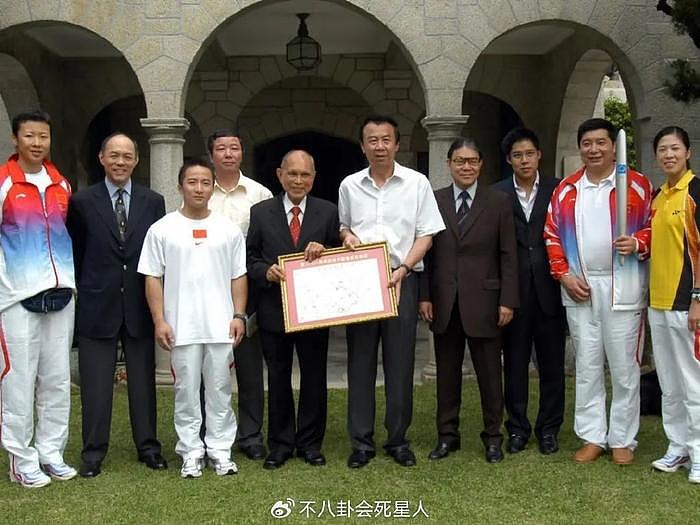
left=0, top=154, right=75, bottom=313
left=543, top=166, right=652, bottom=310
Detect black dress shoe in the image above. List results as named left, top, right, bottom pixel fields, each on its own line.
left=347, top=449, right=375, bottom=469
left=240, top=444, right=266, bottom=460
left=79, top=460, right=102, bottom=478
left=139, top=453, right=168, bottom=470
left=506, top=434, right=528, bottom=454
left=388, top=447, right=417, bottom=467
left=297, top=450, right=326, bottom=466
left=539, top=434, right=559, bottom=455
left=485, top=444, right=504, bottom=463
left=428, top=442, right=460, bottom=461
left=263, top=451, right=292, bottom=470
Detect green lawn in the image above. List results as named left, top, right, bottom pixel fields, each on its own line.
left=1, top=379, right=696, bottom=524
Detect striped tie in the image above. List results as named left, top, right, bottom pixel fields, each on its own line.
left=457, top=190, right=470, bottom=232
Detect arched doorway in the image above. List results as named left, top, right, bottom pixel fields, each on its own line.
left=254, top=131, right=366, bottom=203
left=0, top=22, right=145, bottom=187
left=464, top=21, right=644, bottom=182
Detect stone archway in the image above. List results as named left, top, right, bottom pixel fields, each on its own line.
left=0, top=21, right=146, bottom=187
left=253, top=131, right=366, bottom=204
left=0, top=53, right=39, bottom=159
left=464, top=20, right=646, bottom=182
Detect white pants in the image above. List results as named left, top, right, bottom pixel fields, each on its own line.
left=0, top=299, right=74, bottom=474
left=649, top=308, right=700, bottom=463
left=566, top=275, right=643, bottom=449
left=171, top=343, right=237, bottom=461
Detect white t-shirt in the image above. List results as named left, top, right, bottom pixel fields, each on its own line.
left=25, top=166, right=51, bottom=203
left=579, top=171, right=614, bottom=273
left=138, top=210, right=246, bottom=346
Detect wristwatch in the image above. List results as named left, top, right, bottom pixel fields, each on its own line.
left=691, top=288, right=700, bottom=303
left=233, top=313, right=248, bottom=325
left=399, top=263, right=412, bottom=275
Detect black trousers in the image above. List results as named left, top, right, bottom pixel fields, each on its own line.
left=346, top=273, right=418, bottom=452
left=502, top=278, right=565, bottom=440
left=79, top=330, right=161, bottom=463
left=434, top=301, right=504, bottom=447
left=232, top=333, right=265, bottom=447
left=259, top=328, right=328, bottom=455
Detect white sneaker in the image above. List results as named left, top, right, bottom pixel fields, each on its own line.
left=42, top=462, right=77, bottom=481
left=208, top=457, right=238, bottom=476
left=9, top=469, right=51, bottom=488
left=180, top=457, right=204, bottom=479
left=651, top=453, right=691, bottom=473
left=689, top=463, right=700, bottom=484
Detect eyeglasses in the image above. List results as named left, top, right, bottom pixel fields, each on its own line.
left=510, top=151, right=538, bottom=161
left=451, top=157, right=480, bottom=167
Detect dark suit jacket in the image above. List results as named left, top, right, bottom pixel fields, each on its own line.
left=247, top=194, right=340, bottom=333
left=492, top=176, right=562, bottom=316
left=419, top=183, right=518, bottom=338
left=67, top=180, right=166, bottom=339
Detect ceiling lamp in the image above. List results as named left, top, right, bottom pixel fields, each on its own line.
left=286, top=13, right=321, bottom=71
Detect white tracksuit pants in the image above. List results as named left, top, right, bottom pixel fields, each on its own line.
left=566, top=275, right=643, bottom=449
left=171, top=343, right=237, bottom=461
left=649, top=308, right=700, bottom=463
left=0, top=299, right=74, bottom=475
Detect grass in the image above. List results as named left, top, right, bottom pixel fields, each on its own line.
left=1, top=379, right=697, bottom=524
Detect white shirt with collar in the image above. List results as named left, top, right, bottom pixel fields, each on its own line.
left=513, top=172, right=540, bottom=221
left=579, top=168, right=615, bottom=273
left=338, top=161, right=445, bottom=270
left=283, top=194, right=306, bottom=226
left=453, top=180, right=477, bottom=212
left=105, top=177, right=132, bottom=216
left=208, top=171, right=272, bottom=237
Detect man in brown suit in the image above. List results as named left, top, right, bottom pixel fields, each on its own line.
left=419, top=138, right=518, bottom=463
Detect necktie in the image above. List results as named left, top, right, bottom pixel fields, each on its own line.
left=290, top=206, right=301, bottom=246
left=456, top=190, right=470, bottom=232
left=115, top=188, right=127, bottom=242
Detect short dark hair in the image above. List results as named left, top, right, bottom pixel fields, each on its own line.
left=359, top=115, right=400, bottom=143
left=501, top=127, right=540, bottom=156
left=653, top=125, right=692, bottom=170
left=100, top=131, right=139, bottom=157
left=447, top=138, right=482, bottom=160
left=178, top=157, right=214, bottom=186
left=577, top=118, right=617, bottom=146
left=207, top=129, right=241, bottom=155
left=12, top=109, right=51, bottom=136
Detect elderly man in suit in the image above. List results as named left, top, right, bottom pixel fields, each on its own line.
left=493, top=128, right=565, bottom=456
left=247, top=150, right=339, bottom=469
left=67, top=132, right=167, bottom=477
left=419, top=137, right=518, bottom=463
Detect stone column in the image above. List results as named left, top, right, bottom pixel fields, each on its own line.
left=140, top=117, right=190, bottom=385
left=140, top=117, right=190, bottom=211
left=420, top=114, right=469, bottom=381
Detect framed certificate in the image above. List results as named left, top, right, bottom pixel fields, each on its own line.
left=279, top=242, right=398, bottom=332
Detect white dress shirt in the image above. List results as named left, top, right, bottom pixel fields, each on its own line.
left=282, top=194, right=306, bottom=226
left=579, top=169, right=615, bottom=273
left=338, top=162, right=445, bottom=270
left=208, top=171, right=272, bottom=236
left=513, top=172, right=539, bottom=221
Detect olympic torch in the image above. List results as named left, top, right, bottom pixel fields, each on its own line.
left=615, top=129, right=628, bottom=265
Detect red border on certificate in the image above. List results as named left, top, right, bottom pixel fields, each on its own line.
left=279, top=242, right=398, bottom=333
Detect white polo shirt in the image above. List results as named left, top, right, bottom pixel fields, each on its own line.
left=579, top=169, right=615, bottom=274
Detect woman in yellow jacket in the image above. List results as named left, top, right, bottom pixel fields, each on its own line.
left=648, top=125, right=700, bottom=483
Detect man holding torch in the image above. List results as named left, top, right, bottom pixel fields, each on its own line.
left=544, top=118, right=652, bottom=465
